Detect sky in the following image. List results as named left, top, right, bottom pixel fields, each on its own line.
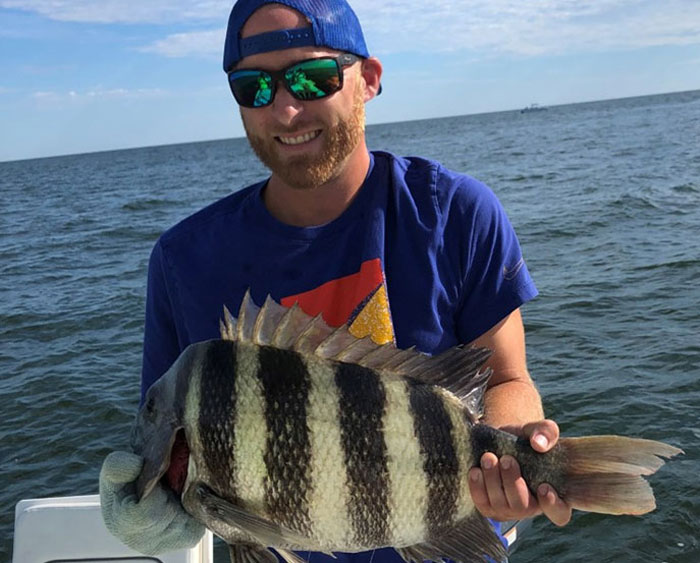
left=1, top=0, right=699, bottom=162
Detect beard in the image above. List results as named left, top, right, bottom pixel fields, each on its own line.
left=243, top=84, right=366, bottom=190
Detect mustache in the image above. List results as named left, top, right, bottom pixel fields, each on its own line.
left=272, top=125, right=323, bottom=137
left=239, top=111, right=323, bottom=139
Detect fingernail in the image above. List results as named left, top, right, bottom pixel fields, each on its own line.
left=501, top=456, right=512, bottom=470
left=538, top=484, right=549, bottom=496
left=482, top=456, right=494, bottom=470
left=534, top=434, right=549, bottom=449
left=469, top=470, right=481, bottom=483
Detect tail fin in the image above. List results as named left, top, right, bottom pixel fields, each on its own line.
left=559, top=436, right=683, bottom=515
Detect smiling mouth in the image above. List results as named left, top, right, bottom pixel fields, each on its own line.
left=277, top=130, right=321, bottom=146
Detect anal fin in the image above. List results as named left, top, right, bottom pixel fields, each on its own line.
left=396, top=512, right=507, bottom=563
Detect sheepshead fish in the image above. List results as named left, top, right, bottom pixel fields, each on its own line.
left=131, top=291, right=682, bottom=563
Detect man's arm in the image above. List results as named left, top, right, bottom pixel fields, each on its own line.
left=467, top=308, right=572, bottom=526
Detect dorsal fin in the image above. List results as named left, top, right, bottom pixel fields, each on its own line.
left=376, top=347, right=420, bottom=371
left=459, top=367, right=492, bottom=421
left=237, top=289, right=260, bottom=343
left=416, top=346, right=493, bottom=397
left=254, top=295, right=288, bottom=345
left=220, top=305, right=237, bottom=341
left=315, top=324, right=364, bottom=360
left=332, top=335, right=383, bottom=363
left=355, top=343, right=406, bottom=370
left=271, top=302, right=314, bottom=349
left=220, top=291, right=493, bottom=417
left=292, top=313, right=336, bottom=354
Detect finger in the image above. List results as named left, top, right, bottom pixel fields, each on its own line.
left=499, top=455, right=532, bottom=513
left=101, top=451, right=144, bottom=484
left=468, top=468, right=491, bottom=514
left=481, top=453, right=508, bottom=513
left=524, top=419, right=560, bottom=452
left=537, top=483, right=572, bottom=527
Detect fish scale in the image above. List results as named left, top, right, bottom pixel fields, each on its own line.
left=131, top=291, right=683, bottom=563
left=258, top=346, right=313, bottom=535
left=382, top=376, right=429, bottom=547
left=198, top=342, right=239, bottom=500
left=305, top=354, right=352, bottom=547
left=334, top=361, right=390, bottom=547
left=407, top=381, right=460, bottom=537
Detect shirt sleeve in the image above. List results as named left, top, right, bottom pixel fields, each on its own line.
left=452, top=179, right=538, bottom=344
left=140, top=239, right=182, bottom=403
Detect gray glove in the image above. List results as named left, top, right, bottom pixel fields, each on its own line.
left=99, top=450, right=206, bottom=555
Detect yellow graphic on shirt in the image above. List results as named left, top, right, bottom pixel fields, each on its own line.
left=348, top=283, right=393, bottom=345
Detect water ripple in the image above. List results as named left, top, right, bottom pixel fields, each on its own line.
left=2, top=92, right=700, bottom=562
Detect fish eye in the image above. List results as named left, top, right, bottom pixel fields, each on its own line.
left=145, top=396, right=156, bottom=418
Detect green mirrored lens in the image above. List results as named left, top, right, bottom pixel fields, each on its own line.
left=228, top=57, right=348, bottom=107
left=285, top=59, right=341, bottom=100
left=229, top=70, right=273, bottom=107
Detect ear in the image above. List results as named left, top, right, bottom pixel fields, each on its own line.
left=360, top=57, right=383, bottom=102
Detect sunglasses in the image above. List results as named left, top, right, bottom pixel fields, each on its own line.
left=227, top=53, right=360, bottom=108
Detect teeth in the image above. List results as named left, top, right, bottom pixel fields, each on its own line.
left=278, top=130, right=320, bottom=145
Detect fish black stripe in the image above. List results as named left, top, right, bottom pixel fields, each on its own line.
left=258, top=346, right=313, bottom=534
left=198, top=340, right=239, bottom=501
left=408, top=381, right=459, bottom=537
left=335, top=362, right=390, bottom=545
left=470, top=423, right=506, bottom=465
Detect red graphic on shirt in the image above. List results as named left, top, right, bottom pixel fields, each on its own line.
left=280, top=258, right=394, bottom=344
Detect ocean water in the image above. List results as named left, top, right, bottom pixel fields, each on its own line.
left=1, top=90, right=699, bottom=562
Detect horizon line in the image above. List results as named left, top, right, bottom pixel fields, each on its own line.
left=2, top=87, right=698, bottom=165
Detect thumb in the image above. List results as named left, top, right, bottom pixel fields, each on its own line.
left=522, top=419, right=560, bottom=453
left=100, top=451, right=144, bottom=486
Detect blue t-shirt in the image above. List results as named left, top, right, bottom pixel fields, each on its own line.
left=142, top=150, right=537, bottom=398
left=140, top=150, right=536, bottom=561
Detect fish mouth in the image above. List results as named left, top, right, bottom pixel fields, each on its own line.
left=164, top=429, right=190, bottom=496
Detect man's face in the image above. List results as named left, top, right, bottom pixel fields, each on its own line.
left=236, top=6, right=367, bottom=190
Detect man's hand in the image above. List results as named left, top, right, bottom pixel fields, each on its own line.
left=468, top=420, right=572, bottom=526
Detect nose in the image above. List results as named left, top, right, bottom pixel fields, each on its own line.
left=269, top=83, right=304, bottom=126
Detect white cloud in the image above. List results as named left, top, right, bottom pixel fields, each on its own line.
left=31, top=90, right=60, bottom=100
left=0, top=0, right=228, bottom=23
left=139, top=28, right=225, bottom=58
left=85, top=87, right=167, bottom=98
left=2, top=0, right=699, bottom=57
left=30, top=87, right=168, bottom=105
left=132, top=0, right=700, bottom=61
left=352, top=0, right=700, bottom=55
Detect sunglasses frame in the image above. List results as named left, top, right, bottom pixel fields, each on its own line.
left=228, top=53, right=360, bottom=108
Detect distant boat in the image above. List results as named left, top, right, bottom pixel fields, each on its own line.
left=521, top=103, right=548, bottom=113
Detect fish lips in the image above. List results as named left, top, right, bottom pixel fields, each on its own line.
left=132, top=421, right=184, bottom=501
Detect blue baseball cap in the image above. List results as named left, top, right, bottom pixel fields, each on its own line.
left=223, top=0, right=371, bottom=72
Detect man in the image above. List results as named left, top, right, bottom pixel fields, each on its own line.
left=100, top=0, right=571, bottom=559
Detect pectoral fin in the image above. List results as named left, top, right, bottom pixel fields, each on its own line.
left=196, top=485, right=310, bottom=549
